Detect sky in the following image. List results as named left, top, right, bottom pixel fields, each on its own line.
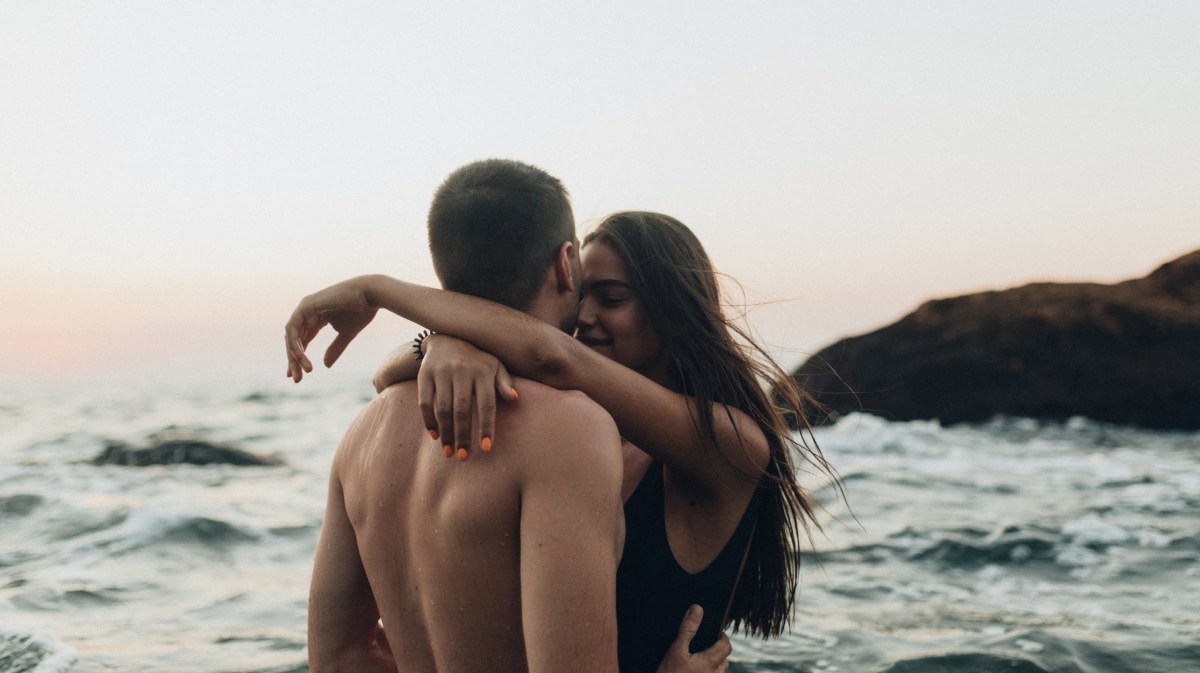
left=2, top=1, right=1198, bottom=385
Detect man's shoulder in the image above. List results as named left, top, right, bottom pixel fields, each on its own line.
left=508, top=378, right=609, bottom=417
left=504, top=379, right=621, bottom=479
left=357, top=381, right=424, bottom=428
left=375, top=379, right=420, bottom=404
left=506, top=379, right=617, bottom=441
left=334, top=381, right=422, bottom=466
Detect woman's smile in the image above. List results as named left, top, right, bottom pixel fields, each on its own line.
left=577, top=241, right=669, bottom=382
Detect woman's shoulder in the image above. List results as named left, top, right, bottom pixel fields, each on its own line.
left=708, top=401, right=772, bottom=474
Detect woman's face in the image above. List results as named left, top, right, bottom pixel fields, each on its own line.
left=576, top=241, right=671, bottom=383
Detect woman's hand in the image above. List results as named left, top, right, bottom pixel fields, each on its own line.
left=416, top=335, right=518, bottom=459
left=285, top=276, right=379, bottom=382
left=657, top=606, right=731, bottom=673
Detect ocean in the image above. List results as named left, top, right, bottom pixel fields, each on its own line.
left=2, top=373, right=1197, bottom=673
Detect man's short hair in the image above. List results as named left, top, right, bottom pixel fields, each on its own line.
left=428, top=159, right=574, bottom=311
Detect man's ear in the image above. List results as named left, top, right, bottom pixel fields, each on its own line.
left=552, top=240, right=576, bottom=293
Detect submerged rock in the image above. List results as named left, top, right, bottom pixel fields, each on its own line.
left=796, top=249, right=1200, bottom=430
left=91, top=439, right=283, bottom=467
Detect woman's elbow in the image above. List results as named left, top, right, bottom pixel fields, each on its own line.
left=522, top=334, right=576, bottom=388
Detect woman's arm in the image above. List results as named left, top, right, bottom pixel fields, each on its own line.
left=373, top=344, right=419, bottom=393
left=285, top=274, right=768, bottom=496
left=285, top=274, right=563, bottom=384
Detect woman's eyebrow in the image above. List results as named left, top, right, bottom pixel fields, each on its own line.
left=584, top=279, right=635, bottom=292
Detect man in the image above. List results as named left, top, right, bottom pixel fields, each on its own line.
left=287, top=160, right=726, bottom=673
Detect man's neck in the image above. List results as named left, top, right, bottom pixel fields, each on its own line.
left=525, top=295, right=570, bottom=334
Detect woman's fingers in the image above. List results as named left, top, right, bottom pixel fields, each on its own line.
left=416, top=339, right=518, bottom=459
left=284, top=309, right=318, bottom=382
left=451, top=368, right=476, bottom=459
left=672, top=605, right=702, bottom=648
left=324, top=332, right=354, bottom=368
left=656, top=606, right=730, bottom=673
left=495, top=363, right=519, bottom=403
left=476, top=376, right=496, bottom=453
left=284, top=279, right=378, bottom=381
left=699, top=635, right=731, bottom=672
left=433, top=372, right=457, bottom=458
left=417, top=367, right=440, bottom=441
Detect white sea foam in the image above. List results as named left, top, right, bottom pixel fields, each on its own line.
left=1061, top=515, right=1130, bottom=547
left=0, top=627, right=76, bottom=673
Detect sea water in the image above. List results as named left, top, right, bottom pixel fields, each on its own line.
left=2, top=373, right=1197, bottom=673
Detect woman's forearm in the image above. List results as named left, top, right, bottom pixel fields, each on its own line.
left=358, top=274, right=576, bottom=384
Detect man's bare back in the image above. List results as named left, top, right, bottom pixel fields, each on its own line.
left=308, top=378, right=624, bottom=673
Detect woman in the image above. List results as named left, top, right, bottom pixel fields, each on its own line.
left=287, top=212, right=837, bottom=672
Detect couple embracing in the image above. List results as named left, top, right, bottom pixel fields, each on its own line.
left=285, top=159, right=835, bottom=673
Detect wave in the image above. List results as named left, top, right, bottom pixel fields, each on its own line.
left=0, top=494, right=43, bottom=517
left=853, top=517, right=1181, bottom=571
left=733, top=629, right=1200, bottom=673
left=37, top=509, right=262, bottom=559
left=878, top=653, right=1048, bottom=673
left=909, top=529, right=1059, bottom=567
left=820, top=411, right=1200, bottom=452
left=985, top=630, right=1200, bottom=673
left=105, top=513, right=260, bottom=554
left=9, top=583, right=149, bottom=612
left=236, top=664, right=308, bottom=673
left=0, top=627, right=76, bottom=673
left=48, top=509, right=132, bottom=542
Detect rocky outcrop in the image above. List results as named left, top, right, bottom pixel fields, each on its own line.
left=91, top=438, right=283, bottom=467
left=795, top=249, right=1200, bottom=429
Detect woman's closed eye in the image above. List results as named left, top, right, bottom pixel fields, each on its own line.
left=599, top=292, right=627, bottom=307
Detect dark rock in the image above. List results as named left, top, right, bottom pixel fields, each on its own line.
left=795, top=249, right=1200, bottom=430
left=91, top=439, right=283, bottom=467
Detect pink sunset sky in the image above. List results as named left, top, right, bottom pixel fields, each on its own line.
left=3, top=2, right=1197, bottom=385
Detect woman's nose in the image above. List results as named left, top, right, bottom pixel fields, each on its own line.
left=577, top=297, right=597, bottom=327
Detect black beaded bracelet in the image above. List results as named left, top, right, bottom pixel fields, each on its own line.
left=412, top=330, right=432, bottom=362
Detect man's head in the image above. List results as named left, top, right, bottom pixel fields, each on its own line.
left=428, top=159, right=580, bottom=331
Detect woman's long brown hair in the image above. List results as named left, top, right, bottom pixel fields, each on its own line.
left=584, top=211, right=838, bottom=637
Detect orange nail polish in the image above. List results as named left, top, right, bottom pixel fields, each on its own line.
left=456, top=448, right=469, bottom=460
left=481, top=437, right=493, bottom=452
left=430, top=429, right=440, bottom=441
left=511, top=388, right=519, bottom=400
left=443, top=445, right=453, bottom=458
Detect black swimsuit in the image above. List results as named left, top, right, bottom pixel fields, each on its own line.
left=615, top=462, right=761, bottom=673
